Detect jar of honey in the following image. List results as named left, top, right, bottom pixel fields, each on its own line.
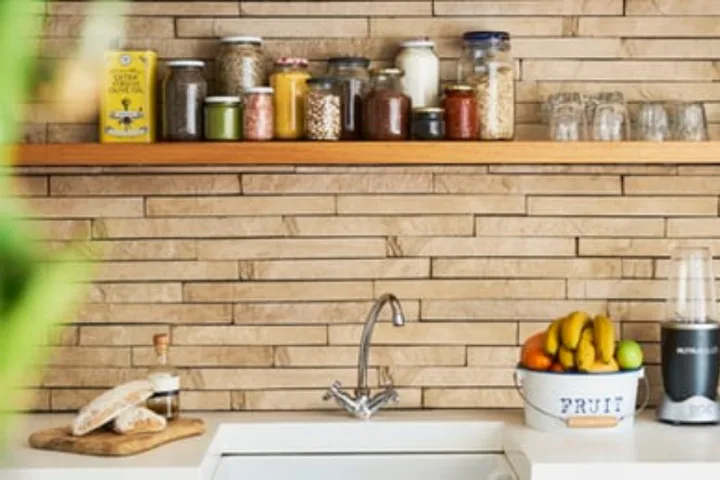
left=270, top=57, right=310, bottom=140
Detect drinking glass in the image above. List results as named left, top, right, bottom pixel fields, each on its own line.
left=634, top=102, right=669, bottom=141
left=589, top=92, right=629, bottom=141
left=670, top=102, right=708, bottom=141
left=666, top=247, right=717, bottom=323
left=544, top=92, right=587, bottom=141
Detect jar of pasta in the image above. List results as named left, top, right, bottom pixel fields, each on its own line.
left=215, top=36, right=265, bottom=96
left=442, top=84, right=477, bottom=140
left=270, top=57, right=310, bottom=140
left=244, top=87, right=274, bottom=141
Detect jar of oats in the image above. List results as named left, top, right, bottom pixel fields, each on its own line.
left=458, top=31, right=515, bottom=140
left=305, top=77, right=342, bottom=141
left=215, top=36, right=265, bottom=96
left=243, top=87, right=274, bottom=141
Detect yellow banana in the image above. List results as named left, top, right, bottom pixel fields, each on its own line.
left=587, top=358, right=619, bottom=373
left=575, top=338, right=596, bottom=372
left=580, top=325, right=594, bottom=345
left=561, top=311, right=591, bottom=350
left=558, top=345, right=575, bottom=370
left=593, top=314, right=616, bottom=363
left=544, top=317, right=564, bottom=356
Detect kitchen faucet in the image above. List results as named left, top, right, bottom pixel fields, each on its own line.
left=323, top=293, right=406, bottom=419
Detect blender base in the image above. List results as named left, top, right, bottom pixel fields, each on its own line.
left=658, top=395, right=720, bottom=424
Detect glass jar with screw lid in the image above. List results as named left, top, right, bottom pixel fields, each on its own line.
left=203, top=96, right=241, bottom=141
left=162, top=60, right=207, bottom=141
left=305, top=77, right=342, bottom=141
left=215, top=36, right=265, bottom=96
left=411, top=107, right=445, bottom=140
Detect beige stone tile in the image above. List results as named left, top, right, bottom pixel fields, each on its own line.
left=489, top=165, right=677, bottom=175
left=85, top=240, right=197, bottom=261
left=264, top=38, right=397, bottom=62
left=369, top=17, right=563, bottom=37
left=44, top=16, right=174, bottom=37
left=76, top=303, right=232, bottom=324
left=579, top=17, right=720, bottom=37
left=146, top=196, right=334, bottom=216
left=42, top=368, right=147, bottom=387
left=86, top=283, right=182, bottom=303
left=79, top=325, right=169, bottom=346
left=181, top=391, right=231, bottom=411
left=22, top=389, right=50, bottom=412
left=623, top=39, right=720, bottom=59
left=424, top=388, right=522, bottom=408
left=22, top=220, right=91, bottom=240
left=241, top=1, right=430, bottom=16
left=434, top=174, right=620, bottom=195
left=388, top=367, right=513, bottom=387
left=49, top=2, right=240, bottom=16
left=232, top=388, right=421, bottom=410
left=622, top=259, right=654, bottom=279
left=329, top=322, right=516, bottom=345
left=376, top=279, right=565, bottom=300
left=641, top=343, right=660, bottom=364
left=475, top=217, right=664, bottom=237
left=26, top=197, right=144, bottom=218
left=197, top=238, right=386, bottom=260
left=294, top=166, right=490, bottom=174
left=133, top=346, right=273, bottom=367
left=185, top=281, right=372, bottom=302
left=626, top=0, right=720, bottom=14
left=190, top=368, right=370, bottom=390
left=47, top=346, right=130, bottom=367
left=432, top=258, right=621, bottom=279
left=177, top=17, right=368, bottom=38
left=609, top=301, right=665, bottom=322
left=173, top=325, right=326, bottom=345
left=47, top=123, right=97, bottom=142
left=51, top=389, right=100, bottom=411
left=467, top=347, right=520, bottom=367
left=243, top=173, right=432, bottom=194
left=119, top=38, right=217, bottom=60
left=524, top=60, right=714, bottom=81
left=625, top=176, right=720, bottom=195
left=656, top=258, right=720, bottom=278
left=422, top=300, right=607, bottom=320
left=51, top=175, right=240, bottom=196
left=677, top=163, right=720, bottom=175
left=435, top=0, right=621, bottom=15
left=394, top=237, right=575, bottom=257
left=247, top=259, right=429, bottom=280
left=234, top=301, right=421, bottom=325
left=48, top=325, right=78, bottom=346
left=337, top=195, right=524, bottom=215
left=94, top=261, right=238, bottom=281
left=623, top=322, right=660, bottom=342
left=529, top=197, right=717, bottom=217
left=568, top=279, right=666, bottom=300
left=290, top=216, right=474, bottom=237
left=21, top=123, right=47, bottom=144
left=275, top=346, right=465, bottom=367
left=9, top=176, right=47, bottom=196
left=579, top=239, right=720, bottom=257
left=93, top=217, right=286, bottom=239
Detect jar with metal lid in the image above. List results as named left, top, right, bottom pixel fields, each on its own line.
left=395, top=40, right=439, bottom=109
left=363, top=68, right=411, bottom=141
left=458, top=31, right=515, bottom=140
left=412, top=107, right=445, bottom=140
left=270, top=57, right=311, bottom=140
left=244, top=87, right=274, bottom=141
left=305, top=77, right=342, bottom=141
left=162, top=60, right=207, bottom=141
left=215, top=36, right=265, bottom=96
left=442, top=84, right=477, bottom=140
left=204, top=96, right=241, bottom=141
left=327, top=56, right=370, bottom=140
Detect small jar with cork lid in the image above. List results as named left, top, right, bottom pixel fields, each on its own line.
left=146, top=333, right=180, bottom=421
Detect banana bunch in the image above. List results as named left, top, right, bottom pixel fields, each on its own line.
left=544, top=311, right=619, bottom=373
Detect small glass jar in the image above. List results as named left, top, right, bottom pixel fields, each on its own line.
left=458, top=31, right=515, bottom=140
left=203, top=96, right=241, bottom=141
left=244, top=87, right=274, bottom=141
left=305, top=77, right=342, bottom=141
left=412, top=107, right=445, bottom=140
left=327, top=56, right=370, bottom=140
left=215, top=36, right=265, bottom=96
left=270, top=57, right=311, bottom=140
left=162, top=60, right=207, bottom=141
left=395, top=40, right=439, bottom=109
left=442, top=84, right=477, bottom=141
left=363, top=68, right=411, bottom=141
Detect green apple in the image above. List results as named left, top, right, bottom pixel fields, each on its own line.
left=615, top=340, right=644, bottom=370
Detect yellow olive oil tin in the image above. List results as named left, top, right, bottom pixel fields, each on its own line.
left=100, top=50, right=157, bottom=143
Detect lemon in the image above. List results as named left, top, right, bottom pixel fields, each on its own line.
left=615, top=340, right=644, bottom=370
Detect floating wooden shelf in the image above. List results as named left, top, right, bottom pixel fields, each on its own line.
left=15, top=142, right=720, bottom=166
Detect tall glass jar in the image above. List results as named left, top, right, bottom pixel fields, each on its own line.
left=244, top=87, right=274, bottom=141
left=305, top=78, right=342, bottom=141
left=162, top=60, right=207, bottom=141
left=395, top=40, right=439, bottom=109
left=442, top=84, right=477, bottom=140
left=458, top=31, right=515, bottom=140
left=363, top=68, right=411, bottom=141
left=215, top=36, right=265, bottom=96
left=327, top=56, right=370, bottom=140
left=270, top=57, right=310, bottom=140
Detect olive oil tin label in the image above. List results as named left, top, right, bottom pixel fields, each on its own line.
left=100, top=50, right=157, bottom=143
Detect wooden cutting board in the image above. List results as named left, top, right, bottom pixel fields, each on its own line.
left=28, top=417, right=206, bottom=457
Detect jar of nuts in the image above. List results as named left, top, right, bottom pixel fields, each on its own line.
left=458, top=31, right=515, bottom=140
left=305, top=77, right=342, bottom=141
left=243, top=87, right=274, bottom=141
left=216, top=36, right=265, bottom=96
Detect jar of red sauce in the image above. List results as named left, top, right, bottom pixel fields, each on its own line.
left=442, top=84, right=477, bottom=140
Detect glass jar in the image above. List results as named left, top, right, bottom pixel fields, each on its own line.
left=305, top=78, right=342, bottom=141
left=395, top=40, right=439, bottom=109
left=270, top=57, right=311, bottom=140
left=203, top=96, right=241, bottom=141
left=458, top=31, right=515, bottom=140
left=363, top=68, right=411, bottom=141
left=327, top=56, right=370, bottom=140
left=411, top=107, right=445, bottom=140
left=162, top=60, right=207, bottom=141
left=215, top=36, right=265, bottom=96
left=244, top=87, right=274, bottom=141
left=442, top=84, right=477, bottom=140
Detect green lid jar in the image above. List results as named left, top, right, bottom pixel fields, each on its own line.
left=204, top=96, right=242, bottom=141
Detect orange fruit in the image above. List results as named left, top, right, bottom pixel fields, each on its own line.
left=549, top=363, right=565, bottom=373
left=520, top=331, right=553, bottom=371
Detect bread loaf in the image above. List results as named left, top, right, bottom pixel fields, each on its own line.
left=71, top=380, right=154, bottom=436
left=113, top=407, right=167, bottom=435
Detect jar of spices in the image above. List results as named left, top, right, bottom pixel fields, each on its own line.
left=327, top=56, right=370, bottom=140
left=363, top=68, right=411, bottom=141
left=215, top=36, right=265, bottom=96
left=395, top=40, right=439, bottom=109
left=204, top=96, right=241, bottom=141
left=162, top=60, right=207, bottom=141
left=305, top=77, right=342, bottom=141
left=458, top=31, right=515, bottom=140
left=270, top=57, right=311, bottom=140
left=411, top=107, right=445, bottom=140
left=442, top=84, right=477, bottom=140
left=244, top=86, right=274, bottom=141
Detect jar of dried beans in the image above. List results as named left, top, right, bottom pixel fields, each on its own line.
left=271, top=57, right=311, bottom=140
left=215, top=36, right=265, bottom=96
left=305, top=78, right=342, bottom=141
left=327, top=56, right=370, bottom=140
left=442, top=84, right=477, bottom=140
left=363, top=68, right=411, bottom=141
left=458, top=31, right=515, bottom=140
left=162, top=60, right=207, bottom=141
left=243, top=86, right=274, bottom=141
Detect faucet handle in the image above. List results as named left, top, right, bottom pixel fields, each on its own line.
left=323, top=380, right=343, bottom=401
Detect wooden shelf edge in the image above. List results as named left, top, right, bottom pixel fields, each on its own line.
left=14, top=142, right=720, bottom=166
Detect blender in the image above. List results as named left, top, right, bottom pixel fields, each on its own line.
left=658, top=247, right=720, bottom=424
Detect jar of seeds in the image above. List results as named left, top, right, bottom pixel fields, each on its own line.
left=305, top=77, right=342, bottom=141
left=244, top=86, right=274, bottom=141
left=216, top=36, right=265, bottom=96
left=162, top=60, right=207, bottom=141
left=458, top=31, right=515, bottom=140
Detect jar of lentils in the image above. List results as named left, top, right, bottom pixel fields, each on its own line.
left=271, top=57, right=311, bottom=140
left=458, top=31, right=515, bottom=140
left=411, top=107, right=445, bottom=140
left=215, top=36, right=265, bottom=96
left=442, top=84, right=477, bottom=140
left=162, top=60, right=207, bottom=141
left=204, top=96, right=242, bottom=141
left=244, top=86, right=274, bottom=141
left=363, top=68, right=411, bottom=141
left=326, top=56, right=370, bottom=140
left=305, top=77, right=342, bottom=141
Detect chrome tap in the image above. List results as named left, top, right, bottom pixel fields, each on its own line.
left=323, top=293, right=405, bottom=420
